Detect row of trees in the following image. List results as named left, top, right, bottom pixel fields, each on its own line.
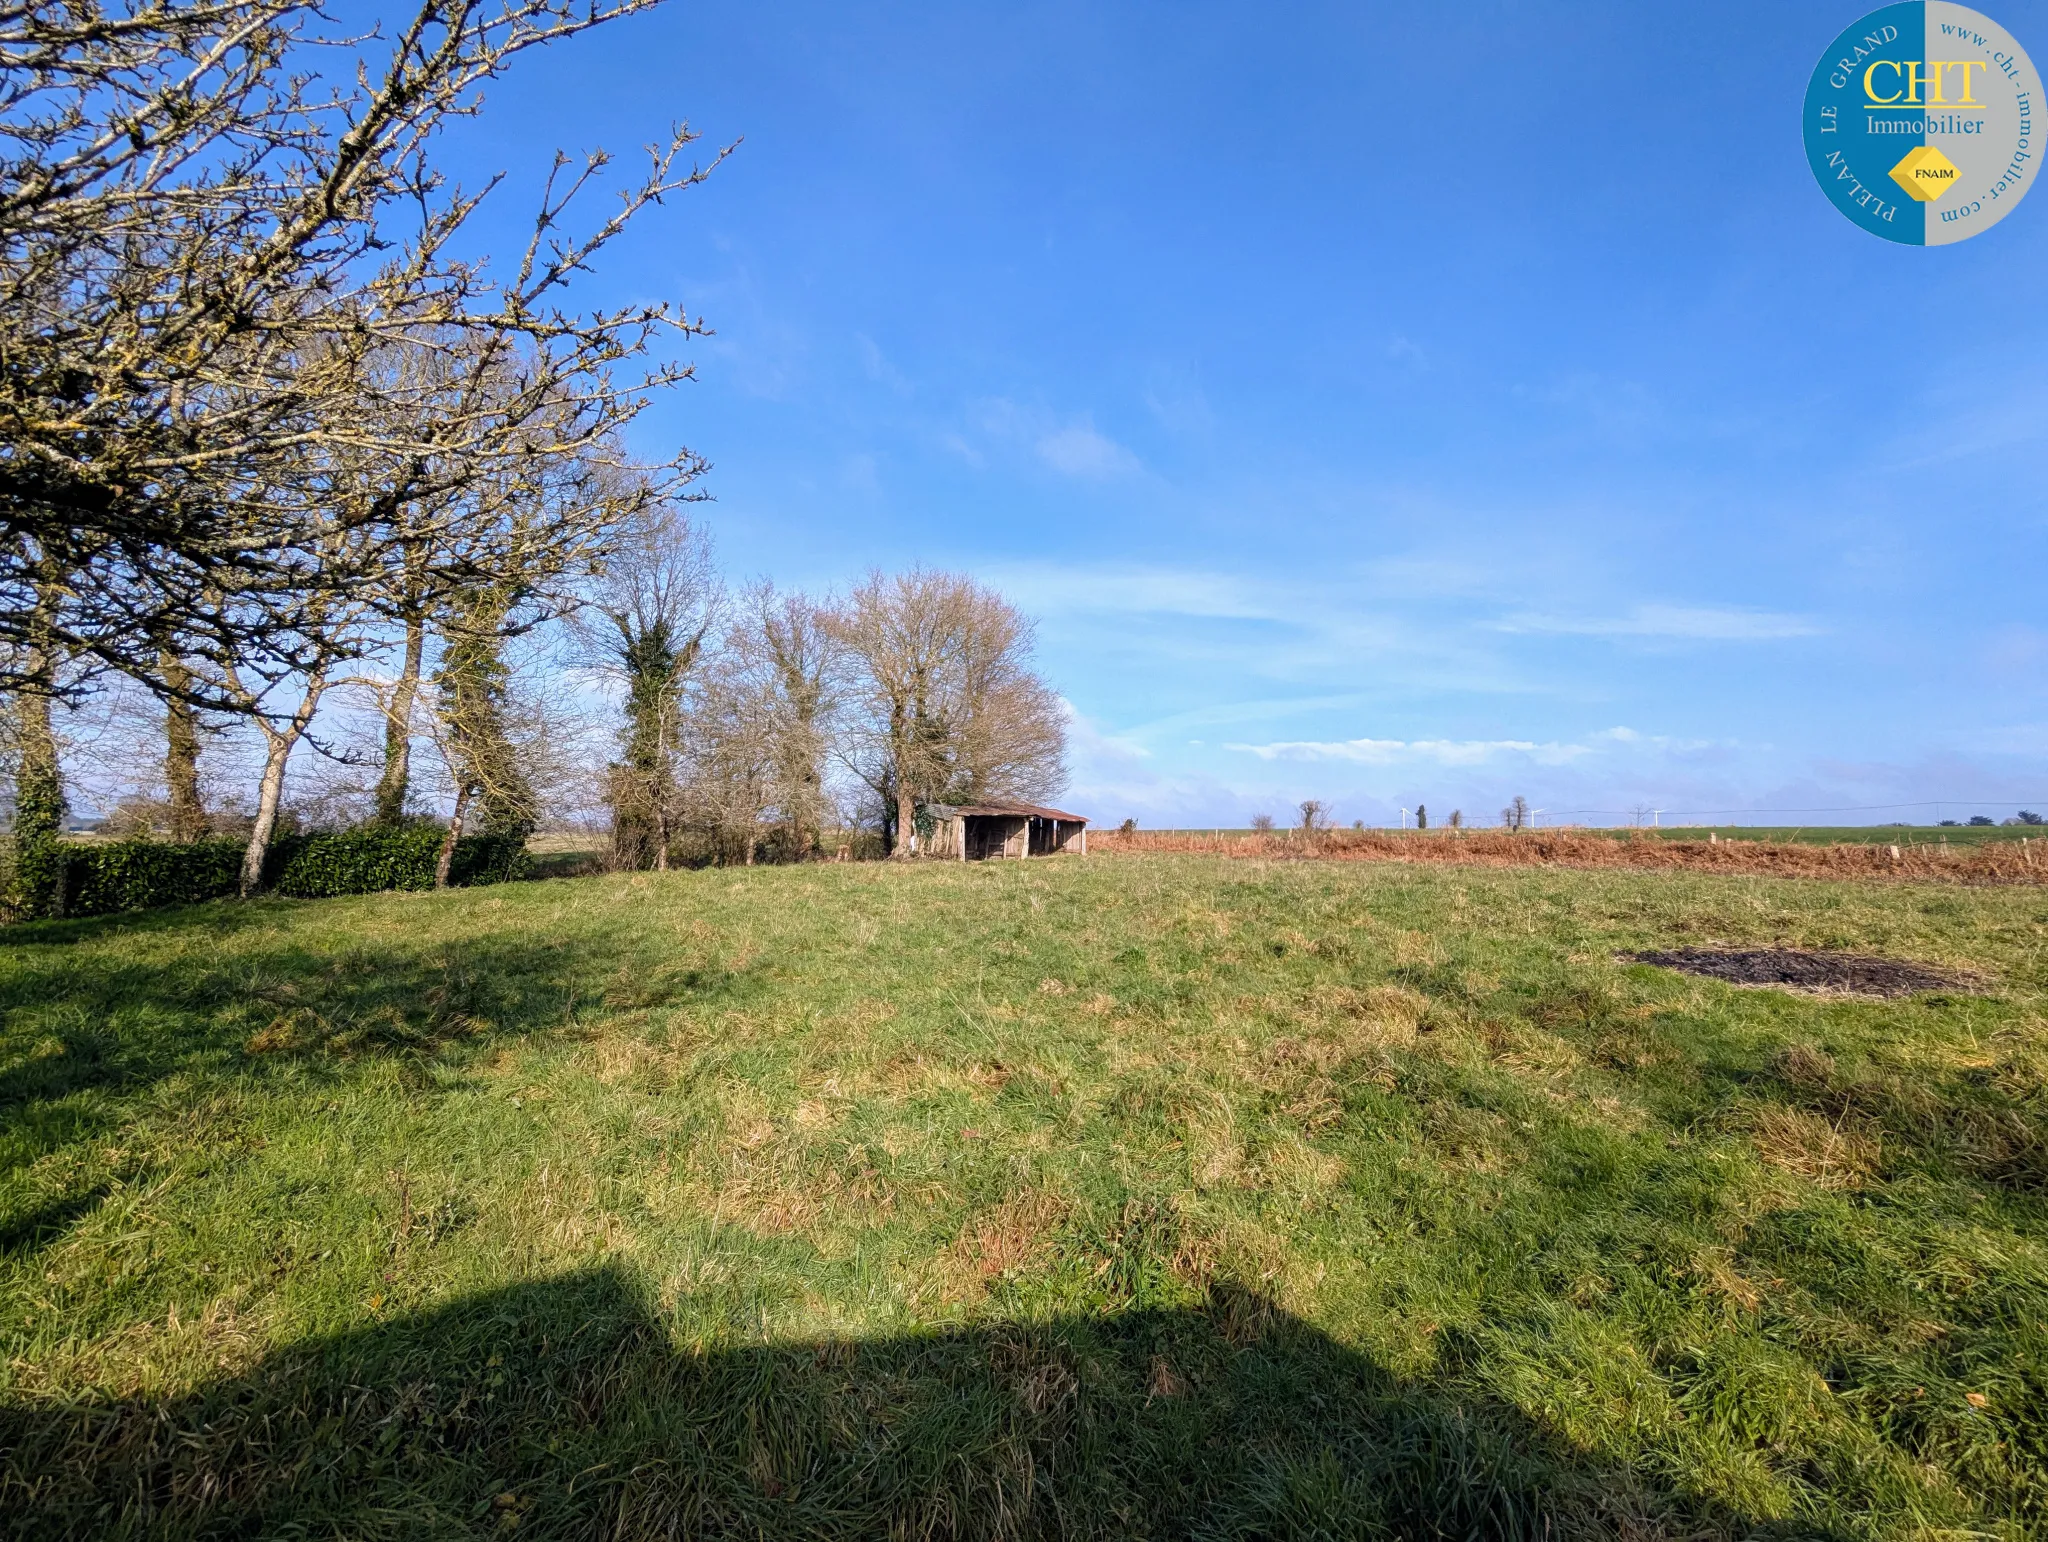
left=0, top=2, right=1066, bottom=914
left=585, top=541, right=1065, bottom=870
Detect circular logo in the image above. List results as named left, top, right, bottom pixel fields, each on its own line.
left=1803, top=3, right=2040, bottom=243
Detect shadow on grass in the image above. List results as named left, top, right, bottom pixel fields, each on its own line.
left=0, top=1268, right=1819, bottom=1542
left=0, top=899, right=766, bottom=1241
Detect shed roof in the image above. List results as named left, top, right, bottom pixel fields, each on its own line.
left=922, top=799, right=1088, bottom=824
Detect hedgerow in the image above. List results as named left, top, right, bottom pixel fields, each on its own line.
left=270, top=825, right=528, bottom=899
left=13, top=825, right=532, bottom=920
left=62, top=837, right=246, bottom=916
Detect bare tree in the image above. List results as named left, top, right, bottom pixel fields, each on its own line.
left=1502, top=795, right=1529, bottom=832
left=349, top=336, right=678, bottom=824
left=1298, top=799, right=1330, bottom=833
left=5, top=540, right=70, bottom=913
left=1249, top=813, right=1274, bottom=835
left=202, top=581, right=371, bottom=894
left=677, top=662, right=775, bottom=865
left=0, top=0, right=718, bottom=700
left=699, top=583, right=839, bottom=861
left=832, top=569, right=1065, bottom=856
left=429, top=586, right=534, bottom=886
left=155, top=651, right=215, bottom=840
left=577, top=500, right=720, bottom=870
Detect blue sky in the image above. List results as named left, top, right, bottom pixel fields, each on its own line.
left=438, top=1, right=2048, bottom=827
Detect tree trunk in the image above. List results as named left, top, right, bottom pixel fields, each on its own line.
left=435, top=783, right=471, bottom=888
left=237, top=678, right=325, bottom=897
left=12, top=565, right=67, bottom=916
left=13, top=689, right=62, bottom=839
left=12, top=683, right=66, bottom=917
left=161, top=652, right=206, bottom=841
left=373, top=612, right=425, bottom=824
left=895, top=787, right=916, bottom=859
left=241, top=729, right=293, bottom=896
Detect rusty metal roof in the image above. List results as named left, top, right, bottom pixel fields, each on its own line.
left=922, top=800, right=1088, bottom=823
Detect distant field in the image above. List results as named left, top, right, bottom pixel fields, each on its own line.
left=1106, top=827, right=2041, bottom=884
left=3, top=857, right=2045, bottom=1538
left=1632, top=824, right=2042, bottom=847
left=1156, top=824, right=2045, bottom=846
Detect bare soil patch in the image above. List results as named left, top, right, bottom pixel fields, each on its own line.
left=1621, top=948, right=1975, bottom=998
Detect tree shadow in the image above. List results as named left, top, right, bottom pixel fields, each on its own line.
left=0, top=1268, right=1826, bottom=1541
left=0, top=901, right=769, bottom=1248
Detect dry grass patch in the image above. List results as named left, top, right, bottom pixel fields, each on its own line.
left=929, top=1189, right=1072, bottom=1306
left=1751, top=1107, right=1881, bottom=1189
left=1690, top=1246, right=1779, bottom=1315
left=9, top=1295, right=267, bottom=1401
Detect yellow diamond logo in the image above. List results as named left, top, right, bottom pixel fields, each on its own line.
left=1889, top=144, right=1961, bottom=202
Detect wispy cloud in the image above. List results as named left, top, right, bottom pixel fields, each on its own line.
left=969, top=400, right=1144, bottom=480
left=988, top=564, right=1279, bottom=621
left=1035, top=422, right=1142, bottom=478
left=1226, top=736, right=1594, bottom=766
left=1496, top=604, right=1821, bottom=641
left=855, top=334, right=913, bottom=394
left=1223, top=725, right=1714, bottom=768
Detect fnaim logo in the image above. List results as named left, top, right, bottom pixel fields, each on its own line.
left=1804, top=3, right=2039, bottom=243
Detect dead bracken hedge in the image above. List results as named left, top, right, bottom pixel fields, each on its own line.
left=1089, top=828, right=2047, bottom=885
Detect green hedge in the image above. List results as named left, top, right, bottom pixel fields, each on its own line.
left=271, top=824, right=527, bottom=899
left=46, top=826, right=530, bottom=919
left=63, top=837, right=247, bottom=916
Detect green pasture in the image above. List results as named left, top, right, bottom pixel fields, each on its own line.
left=2, top=856, right=2044, bottom=1538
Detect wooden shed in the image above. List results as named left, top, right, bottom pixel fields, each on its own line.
left=917, top=800, right=1088, bottom=860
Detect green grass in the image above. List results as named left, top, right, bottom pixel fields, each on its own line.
left=2, top=856, right=2045, bottom=1538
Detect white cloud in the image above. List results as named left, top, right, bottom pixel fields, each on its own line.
left=1034, top=422, right=1142, bottom=478
left=1226, top=736, right=1593, bottom=767
left=1221, top=725, right=1717, bottom=768
left=986, top=563, right=1277, bottom=621
left=1061, top=698, right=1151, bottom=764
left=1496, top=604, right=1821, bottom=641
left=968, top=399, right=1144, bottom=480
left=855, top=334, right=913, bottom=394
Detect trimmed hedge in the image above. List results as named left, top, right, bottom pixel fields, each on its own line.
left=63, top=837, right=246, bottom=916
left=271, top=824, right=527, bottom=899
left=46, top=826, right=531, bottom=919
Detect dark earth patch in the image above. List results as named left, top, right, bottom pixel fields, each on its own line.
left=1621, top=948, right=1976, bottom=998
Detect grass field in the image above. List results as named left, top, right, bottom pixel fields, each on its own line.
left=3, top=856, right=2045, bottom=1538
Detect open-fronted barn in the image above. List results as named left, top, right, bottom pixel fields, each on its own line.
left=917, top=800, right=1088, bottom=860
